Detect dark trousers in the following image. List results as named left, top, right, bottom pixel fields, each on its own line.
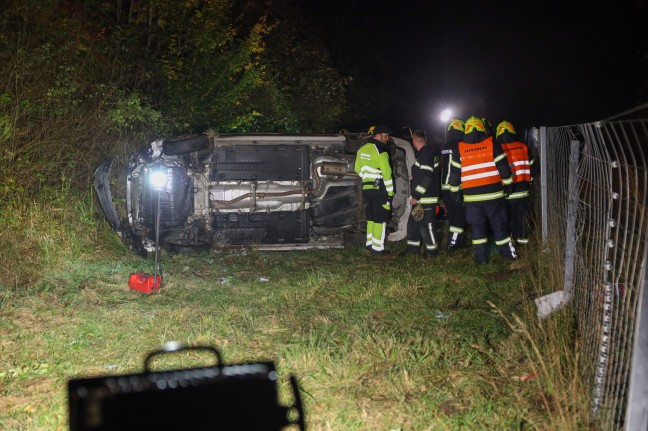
left=465, top=198, right=516, bottom=263
left=507, top=197, right=529, bottom=244
left=363, top=189, right=391, bottom=252
left=403, top=205, right=438, bottom=255
left=442, top=190, right=467, bottom=249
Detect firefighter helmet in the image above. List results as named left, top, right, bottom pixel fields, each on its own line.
left=496, top=121, right=516, bottom=137
left=447, top=118, right=465, bottom=133
left=464, top=116, right=485, bottom=134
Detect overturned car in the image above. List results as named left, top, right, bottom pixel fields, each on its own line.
left=95, top=133, right=413, bottom=255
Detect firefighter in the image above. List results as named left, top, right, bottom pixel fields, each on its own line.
left=354, top=124, right=395, bottom=254
left=448, top=116, right=517, bottom=264
left=400, top=130, right=441, bottom=257
left=496, top=121, right=536, bottom=245
left=440, top=118, right=467, bottom=251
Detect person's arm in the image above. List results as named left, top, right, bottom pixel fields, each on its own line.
left=494, top=141, right=513, bottom=186
left=378, top=148, right=394, bottom=197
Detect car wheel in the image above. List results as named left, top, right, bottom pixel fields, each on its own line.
left=161, top=230, right=211, bottom=253
left=162, top=135, right=210, bottom=156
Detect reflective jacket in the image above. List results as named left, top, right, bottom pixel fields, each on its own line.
left=354, top=138, right=394, bottom=196
left=448, top=134, right=513, bottom=203
left=501, top=141, right=531, bottom=183
left=440, top=127, right=464, bottom=192
left=410, top=144, right=440, bottom=205
left=496, top=132, right=537, bottom=200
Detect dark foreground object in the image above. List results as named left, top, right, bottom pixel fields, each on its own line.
left=68, top=344, right=305, bottom=431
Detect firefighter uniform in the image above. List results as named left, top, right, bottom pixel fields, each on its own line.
left=354, top=125, right=395, bottom=254
left=496, top=121, right=536, bottom=245
left=440, top=119, right=467, bottom=250
left=401, top=131, right=441, bottom=257
left=448, top=116, right=517, bottom=263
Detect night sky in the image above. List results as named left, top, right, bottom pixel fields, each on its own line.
left=304, top=0, right=647, bottom=137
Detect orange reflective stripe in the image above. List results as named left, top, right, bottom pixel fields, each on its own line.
left=458, top=137, right=501, bottom=189
left=501, top=141, right=531, bottom=183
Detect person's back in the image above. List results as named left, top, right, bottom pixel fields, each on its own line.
left=496, top=121, right=533, bottom=245
left=448, top=116, right=516, bottom=264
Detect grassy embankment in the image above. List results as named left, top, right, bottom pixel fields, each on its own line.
left=0, top=190, right=590, bottom=430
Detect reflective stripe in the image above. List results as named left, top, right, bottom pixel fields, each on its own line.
left=462, top=170, right=500, bottom=182
left=449, top=185, right=462, bottom=192
left=451, top=160, right=462, bottom=168
left=427, top=222, right=437, bottom=248
left=495, top=237, right=512, bottom=246
left=513, top=160, right=530, bottom=167
left=415, top=161, right=434, bottom=172
left=473, top=238, right=488, bottom=245
left=419, top=197, right=438, bottom=204
left=449, top=226, right=464, bottom=234
left=407, top=240, right=421, bottom=246
left=502, top=176, right=513, bottom=185
left=441, top=184, right=451, bottom=190
left=517, top=238, right=529, bottom=244
left=464, top=191, right=504, bottom=202
left=515, top=169, right=531, bottom=175
left=462, top=161, right=496, bottom=172
left=415, top=185, right=427, bottom=194
left=494, top=153, right=507, bottom=163
left=507, top=191, right=529, bottom=199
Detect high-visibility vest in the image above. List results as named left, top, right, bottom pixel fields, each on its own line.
left=354, top=140, right=394, bottom=196
left=501, top=141, right=531, bottom=183
left=458, top=137, right=502, bottom=189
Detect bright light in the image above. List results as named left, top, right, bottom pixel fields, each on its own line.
left=150, top=170, right=168, bottom=190
left=440, top=109, right=452, bottom=123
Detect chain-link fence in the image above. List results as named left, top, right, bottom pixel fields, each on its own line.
left=530, top=119, right=648, bottom=430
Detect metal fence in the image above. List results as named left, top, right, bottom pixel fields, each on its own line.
left=530, top=119, right=648, bottom=430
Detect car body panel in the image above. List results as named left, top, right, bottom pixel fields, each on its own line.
left=94, top=133, right=414, bottom=253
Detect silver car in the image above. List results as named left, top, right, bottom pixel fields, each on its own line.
left=94, top=133, right=414, bottom=255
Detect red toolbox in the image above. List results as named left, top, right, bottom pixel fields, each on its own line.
left=128, top=273, right=162, bottom=294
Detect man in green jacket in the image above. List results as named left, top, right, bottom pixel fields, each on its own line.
left=354, top=124, right=395, bottom=254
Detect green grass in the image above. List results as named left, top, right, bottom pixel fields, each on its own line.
left=0, top=192, right=590, bottom=430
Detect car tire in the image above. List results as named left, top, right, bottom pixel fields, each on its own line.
left=162, top=135, right=210, bottom=156
left=161, top=230, right=211, bottom=253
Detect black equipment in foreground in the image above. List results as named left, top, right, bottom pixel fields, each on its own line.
left=68, top=343, right=305, bottom=431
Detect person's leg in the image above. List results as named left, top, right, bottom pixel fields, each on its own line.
left=420, top=206, right=439, bottom=257
left=487, top=198, right=517, bottom=260
left=402, top=213, right=421, bottom=255
left=371, top=193, right=391, bottom=253
left=465, top=203, right=488, bottom=263
left=443, top=190, right=467, bottom=250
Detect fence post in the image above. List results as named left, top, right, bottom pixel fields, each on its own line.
left=563, top=140, right=580, bottom=298
left=625, top=249, right=648, bottom=430
left=540, top=126, right=548, bottom=246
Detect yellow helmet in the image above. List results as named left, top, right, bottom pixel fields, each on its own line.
left=464, top=116, right=485, bottom=134
left=367, top=125, right=375, bottom=135
left=447, top=118, right=465, bottom=133
left=496, top=121, right=516, bottom=137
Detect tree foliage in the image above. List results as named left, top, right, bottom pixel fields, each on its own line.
left=0, top=0, right=348, bottom=197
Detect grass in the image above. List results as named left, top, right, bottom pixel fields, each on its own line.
left=0, top=191, right=591, bottom=430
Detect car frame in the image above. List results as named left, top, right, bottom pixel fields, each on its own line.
left=94, top=132, right=414, bottom=255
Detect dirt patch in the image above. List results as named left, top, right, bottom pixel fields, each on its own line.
left=438, top=399, right=464, bottom=416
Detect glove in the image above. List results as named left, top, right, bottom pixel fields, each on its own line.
left=382, top=195, right=393, bottom=211
left=411, top=203, right=424, bottom=221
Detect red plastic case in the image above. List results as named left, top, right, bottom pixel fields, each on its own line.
left=128, top=273, right=161, bottom=294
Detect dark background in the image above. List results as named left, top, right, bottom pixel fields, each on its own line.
left=303, top=0, right=648, bottom=138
